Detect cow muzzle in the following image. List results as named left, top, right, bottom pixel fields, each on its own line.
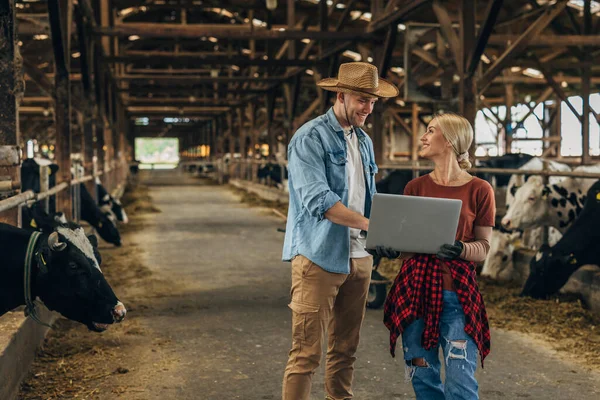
left=112, top=301, right=127, bottom=323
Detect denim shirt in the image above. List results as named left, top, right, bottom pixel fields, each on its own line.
left=282, top=107, right=378, bottom=274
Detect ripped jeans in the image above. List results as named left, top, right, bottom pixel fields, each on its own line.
left=401, top=290, right=479, bottom=400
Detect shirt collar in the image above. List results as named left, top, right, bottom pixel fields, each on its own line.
left=326, top=107, right=344, bottom=133
left=325, top=107, right=367, bottom=142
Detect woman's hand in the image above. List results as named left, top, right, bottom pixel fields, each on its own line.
left=367, top=246, right=402, bottom=260
left=436, top=240, right=464, bottom=260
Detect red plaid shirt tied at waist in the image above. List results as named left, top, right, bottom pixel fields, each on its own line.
left=383, top=254, right=491, bottom=367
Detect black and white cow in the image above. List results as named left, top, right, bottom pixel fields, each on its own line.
left=96, top=179, right=128, bottom=224
left=521, top=179, right=600, bottom=298
left=0, top=222, right=126, bottom=331
left=80, top=183, right=122, bottom=246
left=257, top=163, right=288, bottom=190
left=21, top=157, right=59, bottom=212
left=501, top=164, right=600, bottom=233
left=481, top=226, right=562, bottom=282
left=504, top=157, right=571, bottom=210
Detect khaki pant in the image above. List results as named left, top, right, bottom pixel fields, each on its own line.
left=282, top=255, right=372, bottom=400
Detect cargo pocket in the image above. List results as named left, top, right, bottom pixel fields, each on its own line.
left=289, top=300, right=320, bottom=346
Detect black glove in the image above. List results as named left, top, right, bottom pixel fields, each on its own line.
left=436, top=240, right=464, bottom=260
left=366, top=245, right=401, bottom=260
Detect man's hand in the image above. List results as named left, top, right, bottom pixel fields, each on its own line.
left=436, top=240, right=464, bottom=260
left=366, top=245, right=401, bottom=260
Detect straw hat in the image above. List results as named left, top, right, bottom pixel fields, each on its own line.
left=316, top=62, right=399, bottom=98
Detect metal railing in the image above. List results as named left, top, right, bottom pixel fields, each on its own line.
left=182, top=156, right=600, bottom=197
left=378, top=162, right=600, bottom=179
left=0, top=160, right=129, bottom=227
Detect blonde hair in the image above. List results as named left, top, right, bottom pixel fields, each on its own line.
left=433, top=113, right=474, bottom=169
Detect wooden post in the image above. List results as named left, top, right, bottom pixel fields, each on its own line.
left=582, top=0, right=592, bottom=164
left=76, top=5, right=96, bottom=198
left=372, top=102, right=385, bottom=169
left=0, top=0, right=20, bottom=225
left=266, top=90, right=276, bottom=158
left=460, top=0, right=477, bottom=157
left=49, top=0, right=73, bottom=218
left=411, top=102, right=420, bottom=178
left=504, top=84, right=514, bottom=154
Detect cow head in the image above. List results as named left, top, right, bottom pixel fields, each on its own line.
left=21, top=158, right=59, bottom=193
left=97, top=206, right=122, bottom=246
left=481, top=230, right=522, bottom=281
left=502, top=176, right=551, bottom=230
left=34, top=224, right=126, bottom=331
left=96, top=181, right=128, bottom=223
left=23, top=204, right=68, bottom=233
left=111, top=199, right=128, bottom=223
left=521, top=245, right=579, bottom=299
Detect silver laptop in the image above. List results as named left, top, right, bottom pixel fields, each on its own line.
left=365, top=193, right=462, bottom=254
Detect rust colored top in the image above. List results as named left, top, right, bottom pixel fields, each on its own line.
left=403, top=174, right=495, bottom=290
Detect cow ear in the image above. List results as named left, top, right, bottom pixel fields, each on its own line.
left=87, top=234, right=99, bottom=248
left=49, top=164, right=59, bottom=175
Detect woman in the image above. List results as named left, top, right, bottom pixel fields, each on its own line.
left=380, top=113, right=494, bottom=400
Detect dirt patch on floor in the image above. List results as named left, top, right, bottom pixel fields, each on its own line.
left=17, top=185, right=181, bottom=400
left=377, top=258, right=600, bottom=369
left=121, top=183, right=161, bottom=216
left=229, top=186, right=288, bottom=218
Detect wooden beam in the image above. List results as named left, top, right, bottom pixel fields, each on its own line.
left=432, top=0, right=462, bottom=73
left=491, top=75, right=600, bottom=84
left=22, top=59, right=54, bottom=98
left=377, top=24, right=398, bottom=78
left=335, top=0, right=357, bottom=32
left=127, top=106, right=230, bottom=113
left=95, top=24, right=369, bottom=41
left=486, top=34, right=600, bottom=46
left=411, top=47, right=440, bottom=68
left=117, top=75, right=286, bottom=83
left=388, top=111, right=412, bottom=136
left=125, top=97, right=242, bottom=106
left=466, top=0, right=504, bottom=79
left=368, top=0, right=429, bottom=33
left=527, top=0, right=585, bottom=61
left=478, top=0, right=569, bottom=93
left=495, top=4, right=547, bottom=29
left=106, top=54, right=321, bottom=67
left=515, top=87, right=554, bottom=124
left=533, top=55, right=583, bottom=123
left=294, top=98, right=320, bottom=129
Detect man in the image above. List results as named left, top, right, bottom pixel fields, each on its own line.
left=281, top=62, right=399, bottom=400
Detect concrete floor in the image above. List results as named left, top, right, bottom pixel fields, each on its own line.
left=124, top=169, right=600, bottom=399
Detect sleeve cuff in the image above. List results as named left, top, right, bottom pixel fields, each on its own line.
left=318, top=190, right=341, bottom=221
